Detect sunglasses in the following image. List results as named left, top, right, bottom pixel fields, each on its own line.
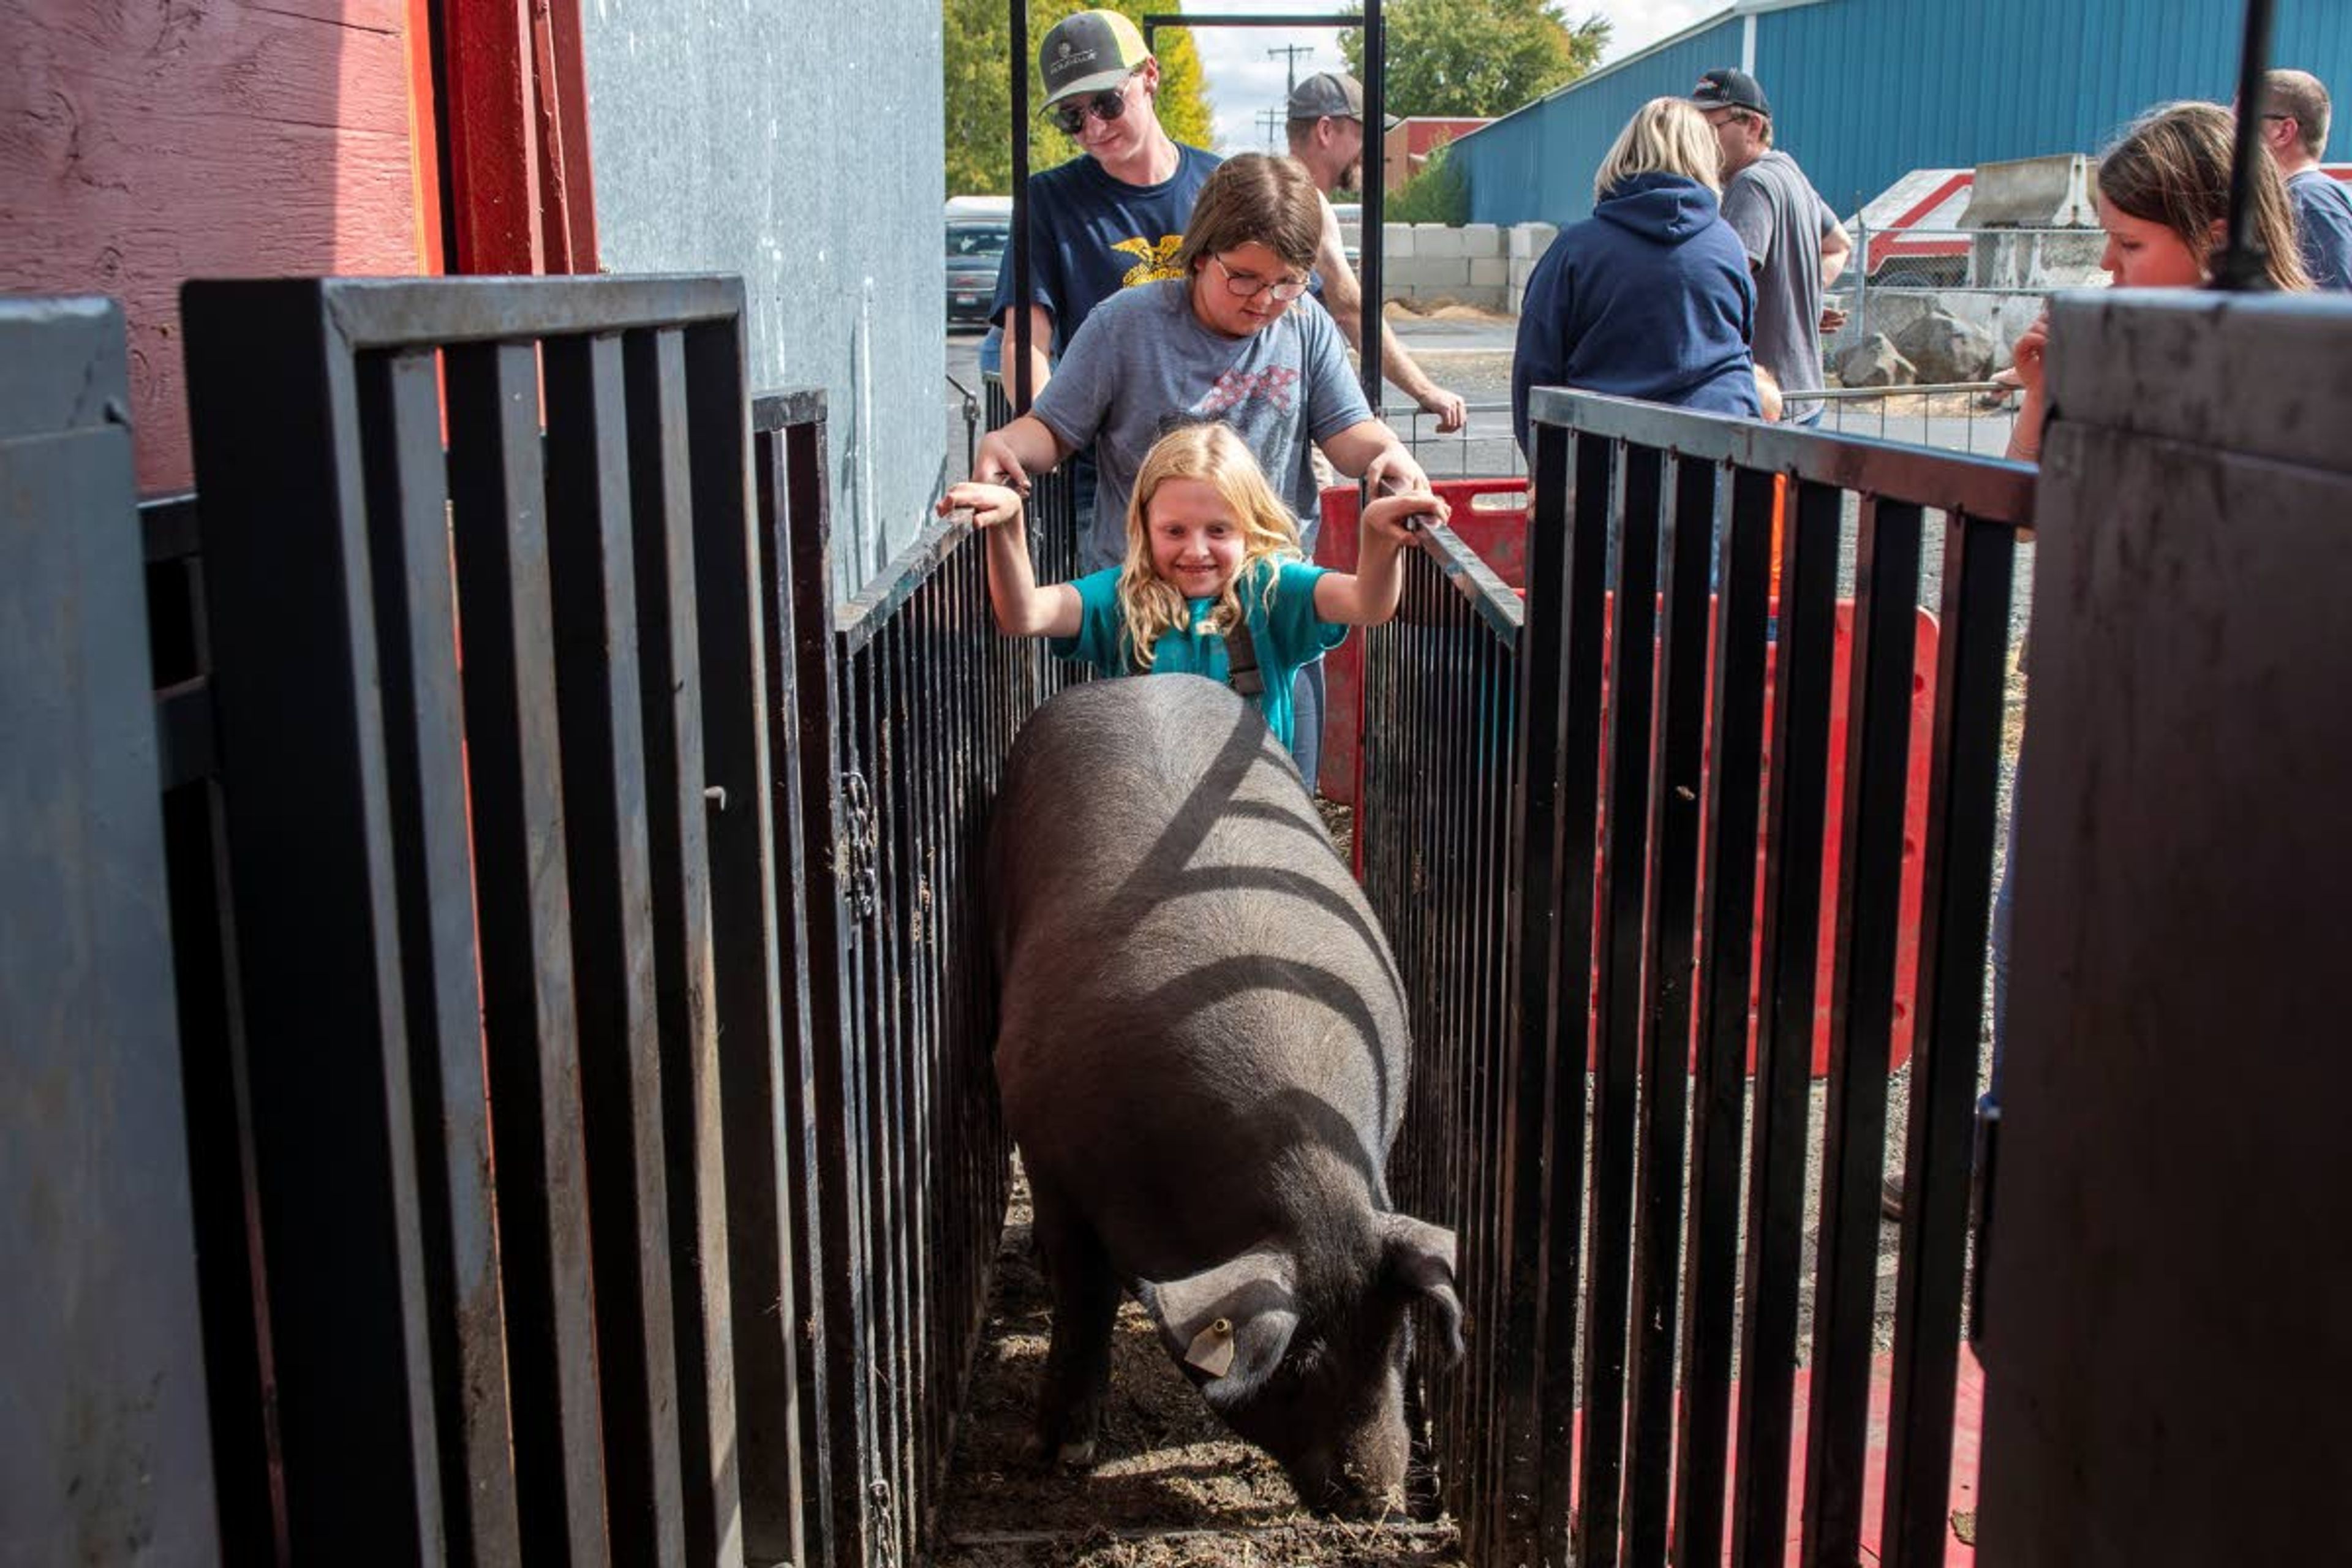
left=1050, top=75, right=1137, bottom=136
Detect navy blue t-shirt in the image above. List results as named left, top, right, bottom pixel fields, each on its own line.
left=2288, top=168, right=2352, bottom=292
left=990, top=144, right=1222, bottom=355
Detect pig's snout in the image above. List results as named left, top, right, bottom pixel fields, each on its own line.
left=1286, top=1422, right=1412, bottom=1518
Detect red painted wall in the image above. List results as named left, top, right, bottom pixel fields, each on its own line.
left=1382, top=117, right=1489, bottom=193
left=0, top=1, right=432, bottom=493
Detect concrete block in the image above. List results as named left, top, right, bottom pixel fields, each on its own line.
left=1450, top=284, right=1507, bottom=310
left=1469, top=257, right=1510, bottom=287
left=1339, top=222, right=1360, bottom=255
left=1509, top=257, right=1539, bottom=288
left=1389, top=257, right=1469, bottom=289
left=1509, top=222, right=1558, bottom=258
left=1412, top=225, right=1466, bottom=260
left=1460, top=222, right=1502, bottom=254
left=1383, top=223, right=1416, bottom=258
left=1507, top=285, right=1526, bottom=315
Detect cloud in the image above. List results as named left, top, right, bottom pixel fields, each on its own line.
left=1181, top=0, right=1731, bottom=154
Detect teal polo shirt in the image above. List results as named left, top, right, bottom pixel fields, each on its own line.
left=1049, top=559, right=1348, bottom=750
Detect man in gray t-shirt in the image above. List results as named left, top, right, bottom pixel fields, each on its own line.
left=1027, top=276, right=1375, bottom=573
left=1687, top=69, right=1851, bottom=423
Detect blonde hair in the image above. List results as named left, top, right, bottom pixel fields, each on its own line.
left=1173, top=154, right=1325, bottom=277
left=1117, top=423, right=1301, bottom=671
left=1594, top=98, right=1725, bottom=203
left=2098, top=100, right=2311, bottom=291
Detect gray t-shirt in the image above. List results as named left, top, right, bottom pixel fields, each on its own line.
left=1032, top=278, right=1372, bottom=573
left=1721, top=149, right=1839, bottom=421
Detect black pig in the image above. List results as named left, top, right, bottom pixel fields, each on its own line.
left=989, top=676, right=1461, bottom=1512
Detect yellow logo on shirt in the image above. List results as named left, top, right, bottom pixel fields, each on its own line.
left=1112, top=235, right=1186, bottom=287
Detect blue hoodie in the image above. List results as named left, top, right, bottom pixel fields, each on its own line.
left=1512, top=172, right=1760, bottom=456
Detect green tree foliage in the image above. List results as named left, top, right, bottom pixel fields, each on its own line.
left=1385, top=143, right=1469, bottom=224
left=1340, top=0, right=1608, bottom=119
left=945, top=0, right=1216, bottom=195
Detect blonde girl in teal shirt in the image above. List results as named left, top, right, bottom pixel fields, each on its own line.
left=939, top=421, right=1445, bottom=753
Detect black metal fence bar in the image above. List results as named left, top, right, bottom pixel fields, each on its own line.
left=1673, top=463, right=1779, bottom=1567
left=1534, top=431, right=1612, bottom=1561
left=1576, top=439, right=1664, bottom=1568
left=1729, top=475, right=1841, bottom=1564
left=763, top=397, right=862, bottom=1568
left=742, top=390, right=828, bottom=1568
left=1619, top=453, right=1719, bottom=1564
left=1882, top=512, right=2017, bottom=1568
left=441, top=336, right=607, bottom=1561
left=1800, top=495, right=1927, bottom=1564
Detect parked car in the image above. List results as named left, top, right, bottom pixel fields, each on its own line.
left=946, top=209, right=1009, bottom=329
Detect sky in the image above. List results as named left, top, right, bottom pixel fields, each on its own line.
left=1183, top=0, right=1723, bottom=154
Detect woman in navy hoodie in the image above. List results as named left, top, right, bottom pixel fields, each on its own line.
left=1512, top=97, right=1760, bottom=458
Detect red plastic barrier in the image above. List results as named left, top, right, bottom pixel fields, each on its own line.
left=1314, top=479, right=1529, bottom=804
left=1322, top=478, right=1935, bottom=1076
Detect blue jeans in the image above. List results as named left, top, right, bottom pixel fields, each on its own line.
left=1291, top=658, right=1325, bottom=792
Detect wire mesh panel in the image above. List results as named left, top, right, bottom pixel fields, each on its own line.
left=177, top=276, right=773, bottom=1566
left=1365, top=393, right=2032, bottom=1568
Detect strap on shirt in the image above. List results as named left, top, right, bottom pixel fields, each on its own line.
left=1222, top=619, right=1266, bottom=698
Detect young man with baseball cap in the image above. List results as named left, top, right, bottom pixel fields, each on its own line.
left=989, top=9, right=1221, bottom=401
left=1689, top=67, right=1851, bottom=424
left=1284, top=71, right=1467, bottom=433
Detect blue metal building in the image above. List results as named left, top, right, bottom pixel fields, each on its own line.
left=1449, top=0, right=2352, bottom=225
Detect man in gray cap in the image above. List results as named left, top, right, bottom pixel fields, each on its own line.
left=1689, top=67, right=1850, bottom=424
left=1285, top=71, right=1466, bottom=432
left=988, top=9, right=1221, bottom=401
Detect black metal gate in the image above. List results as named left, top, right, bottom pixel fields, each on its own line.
left=1370, top=392, right=2034, bottom=1568
left=5, top=277, right=1063, bottom=1567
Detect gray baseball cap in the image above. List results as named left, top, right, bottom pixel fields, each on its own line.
left=1287, top=70, right=1363, bottom=122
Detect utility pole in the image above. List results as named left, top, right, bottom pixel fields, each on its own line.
left=1267, top=42, right=1316, bottom=107
left=1255, top=107, right=1287, bottom=150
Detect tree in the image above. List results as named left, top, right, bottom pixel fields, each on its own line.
left=944, top=0, right=1216, bottom=195
left=1339, top=0, right=1608, bottom=120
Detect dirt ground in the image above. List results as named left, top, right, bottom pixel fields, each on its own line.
left=931, top=1176, right=1466, bottom=1568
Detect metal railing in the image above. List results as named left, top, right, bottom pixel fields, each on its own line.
left=1815, top=380, right=2023, bottom=458
left=1368, top=390, right=2034, bottom=1567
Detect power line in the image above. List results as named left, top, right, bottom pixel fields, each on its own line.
left=1267, top=42, right=1316, bottom=109
left=1255, top=106, right=1287, bottom=151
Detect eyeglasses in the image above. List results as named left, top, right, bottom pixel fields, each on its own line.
left=1049, top=74, right=1137, bottom=136
left=1210, top=255, right=1309, bottom=302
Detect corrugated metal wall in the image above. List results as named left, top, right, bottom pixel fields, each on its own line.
left=1454, top=0, right=2352, bottom=226
left=1453, top=17, right=1745, bottom=225
left=582, top=0, right=944, bottom=596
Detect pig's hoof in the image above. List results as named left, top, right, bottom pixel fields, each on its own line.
left=1020, top=1430, right=1099, bottom=1469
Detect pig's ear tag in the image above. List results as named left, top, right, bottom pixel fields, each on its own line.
left=1185, top=1317, right=1237, bottom=1379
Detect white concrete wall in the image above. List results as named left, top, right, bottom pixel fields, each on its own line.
left=1333, top=221, right=1558, bottom=313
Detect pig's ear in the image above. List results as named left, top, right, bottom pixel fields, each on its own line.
left=1136, top=1245, right=1300, bottom=1398
left=1379, top=1213, right=1465, bottom=1364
